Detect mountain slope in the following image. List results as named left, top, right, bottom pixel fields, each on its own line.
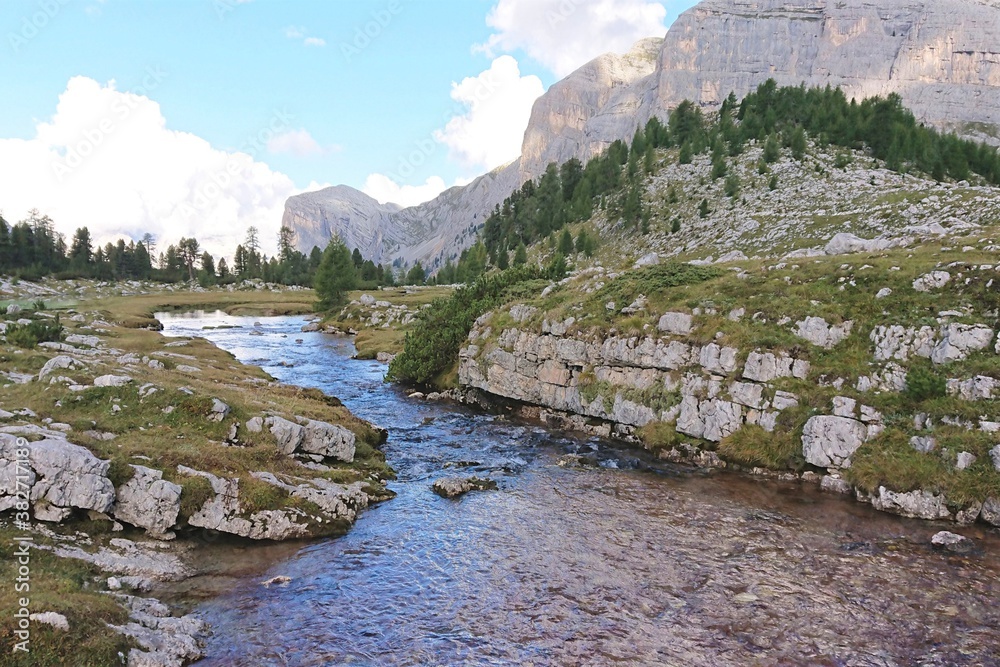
left=284, top=0, right=1000, bottom=271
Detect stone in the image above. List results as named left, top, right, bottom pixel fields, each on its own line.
left=991, top=444, right=1000, bottom=472
left=175, top=365, right=201, bottom=373
left=508, top=304, right=538, bottom=323
left=359, top=294, right=376, bottom=306
left=677, top=397, right=743, bottom=443
left=209, top=399, right=231, bottom=422
left=94, top=374, right=133, bottom=388
left=264, top=416, right=305, bottom=455
left=824, top=233, right=887, bottom=255
left=955, top=451, right=976, bottom=471
left=657, top=311, right=693, bottom=335
left=300, top=322, right=320, bottom=332
left=1, top=435, right=115, bottom=516
left=912, top=271, right=951, bottom=292
left=875, top=288, right=892, bottom=299
left=820, top=475, right=852, bottom=495
left=37, top=355, right=86, bottom=380
left=698, top=344, right=738, bottom=375
left=931, top=531, right=973, bottom=553
left=113, top=466, right=182, bottom=537
left=246, top=416, right=263, bottom=433
left=910, top=436, right=937, bottom=453
left=801, top=416, right=867, bottom=468
left=299, top=419, right=356, bottom=462
left=65, top=334, right=100, bottom=347
left=869, top=486, right=951, bottom=521
left=742, top=351, right=808, bottom=383
left=431, top=476, right=497, bottom=498
left=112, top=594, right=206, bottom=667
left=832, top=396, right=856, bottom=418
left=635, top=252, right=660, bottom=267
left=947, top=375, right=999, bottom=401
left=6, top=304, right=21, bottom=315
left=28, top=612, right=69, bottom=631
left=930, top=324, right=994, bottom=364
left=982, top=497, right=1000, bottom=526
left=794, top=316, right=853, bottom=349
left=728, top=382, right=764, bottom=409
left=772, top=391, right=798, bottom=411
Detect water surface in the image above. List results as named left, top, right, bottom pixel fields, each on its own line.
left=158, top=311, right=1000, bottom=667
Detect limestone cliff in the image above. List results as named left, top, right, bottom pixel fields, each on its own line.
left=284, top=0, right=1000, bottom=269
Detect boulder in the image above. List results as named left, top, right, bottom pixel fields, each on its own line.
left=869, top=486, right=951, bottom=520
left=794, top=317, right=853, bottom=349
left=113, top=466, right=182, bottom=537
left=28, top=612, right=69, bottom=631
left=955, top=452, right=976, bottom=471
left=1, top=436, right=115, bottom=518
left=209, top=399, right=231, bottom=423
left=742, top=351, right=808, bottom=382
left=176, top=466, right=310, bottom=541
left=910, top=436, right=937, bottom=453
left=801, top=416, right=867, bottom=468
left=94, top=374, right=133, bottom=388
left=912, top=270, right=951, bottom=292
left=930, top=531, right=974, bottom=553
left=359, top=294, right=376, bottom=306
left=991, top=444, right=1000, bottom=472
left=37, top=355, right=86, bottom=380
left=432, top=476, right=497, bottom=498
left=299, top=419, right=356, bottom=462
left=264, top=416, right=305, bottom=454
left=930, top=324, right=994, bottom=364
left=111, top=595, right=206, bottom=667
left=981, top=497, right=1000, bottom=526
left=657, top=312, right=693, bottom=335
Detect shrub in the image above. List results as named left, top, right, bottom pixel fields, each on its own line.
left=388, top=266, right=544, bottom=386
left=904, top=365, right=946, bottom=403
left=4, top=316, right=64, bottom=348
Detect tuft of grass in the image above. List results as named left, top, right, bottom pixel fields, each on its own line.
left=636, top=421, right=680, bottom=453
left=718, top=425, right=801, bottom=470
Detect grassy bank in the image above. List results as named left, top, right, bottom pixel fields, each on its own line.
left=0, top=282, right=394, bottom=663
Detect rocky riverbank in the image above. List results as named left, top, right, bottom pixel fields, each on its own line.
left=0, top=283, right=393, bottom=665
left=454, top=237, right=1000, bottom=528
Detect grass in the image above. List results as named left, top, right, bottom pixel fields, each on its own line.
left=0, top=525, right=136, bottom=665
left=718, top=425, right=801, bottom=470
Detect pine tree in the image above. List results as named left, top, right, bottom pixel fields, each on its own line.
left=314, top=238, right=357, bottom=311
left=513, top=241, right=528, bottom=266
left=558, top=229, right=574, bottom=255
left=698, top=199, right=711, bottom=218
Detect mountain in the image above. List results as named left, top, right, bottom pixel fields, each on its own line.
left=283, top=0, right=1000, bottom=271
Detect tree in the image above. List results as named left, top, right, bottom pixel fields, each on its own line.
left=278, top=226, right=296, bottom=264
left=405, top=262, right=426, bottom=285
left=513, top=241, right=528, bottom=266
left=177, top=237, right=200, bottom=281
left=69, top=227, right=92, bottom=269
left=352, top=247, right=364, bottom=269
left=314, top=238, right=357, bottom=311
left=763, top=134, right=780, bottom=163
left=217, top=257, right=230, bottom=280
left=698, top=199, right=711, bottom=218
left=558, top=229, right=574, bottom=255
left=724, top=172, right=741, bottom=199
left=791, top=126, right=807, bottom=161
left=671, top=217, right=681, bottom=234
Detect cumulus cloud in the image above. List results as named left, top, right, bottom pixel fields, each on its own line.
left=0, top=76, right=317, bottom=259
left=304, top=37, right=326, bottom=47
left=361, top=173, right=449, bottom=209
left=267, top=128, right=338, bottom=157
left=433, top=55, right=544, bottom=172
left=479, top=0, right=667, bottom=77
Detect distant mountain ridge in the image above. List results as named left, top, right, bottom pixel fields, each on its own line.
left=283, top=0, right=1000, bottom=271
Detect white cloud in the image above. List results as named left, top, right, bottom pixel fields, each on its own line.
left=479, top=0, right=667, bottom=77
left=433, top=56, right=544, bottom=172
left=266, top=128, right=339, bottom=157
left=284, top=26, right=325, bottom=47
left=361, top=173, right=450, bottom=208
left=0, top=76, right=316, bottom=260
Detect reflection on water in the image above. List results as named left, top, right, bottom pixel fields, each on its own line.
left=158, top=312, right=1000, bottom=667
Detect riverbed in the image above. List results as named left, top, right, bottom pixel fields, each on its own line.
left=158, top=311, right=1000, bottom=667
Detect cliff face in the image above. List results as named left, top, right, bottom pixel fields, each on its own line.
left=284, top=0, right=1000, bottom=268
left=653, top=0, right=1000, bottom=140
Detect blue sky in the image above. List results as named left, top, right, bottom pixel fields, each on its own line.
left=0, top=0, right=697, bottom=256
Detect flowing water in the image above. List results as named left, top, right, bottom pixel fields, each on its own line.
left=158, top=311, right=1000, bottom=667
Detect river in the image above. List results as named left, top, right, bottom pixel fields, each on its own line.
left=157, top=311, right=1000, bottom=667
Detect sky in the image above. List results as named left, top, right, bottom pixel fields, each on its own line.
left=0, top=0, right=698, bottom=258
